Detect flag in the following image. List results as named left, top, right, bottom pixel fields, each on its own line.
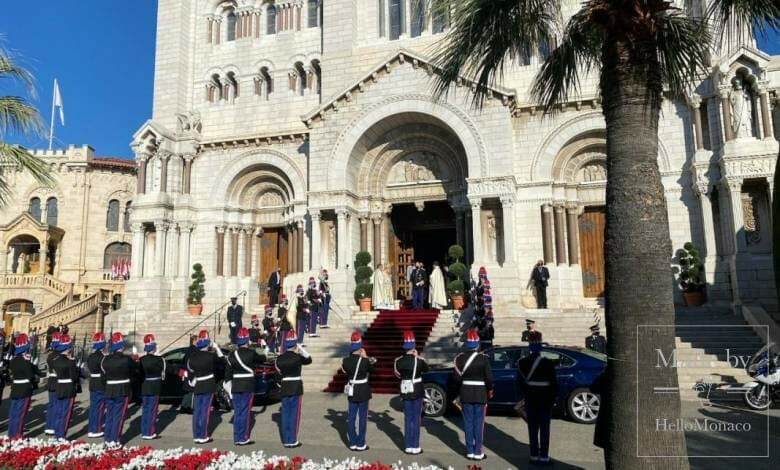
left=53, top=79, right=65, bottom=126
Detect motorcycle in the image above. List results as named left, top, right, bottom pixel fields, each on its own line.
left=743, top=342, right=780, bottom=410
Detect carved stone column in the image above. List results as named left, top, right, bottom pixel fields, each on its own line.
left=216, top=226, right=226, bottom=276
left=554, top=205, right=568, bottom=265
left=178, top=223, right=193, bottom=278
left=297, top=220, right=304, bottom=272
left=309, top=210, right=321, bottom=270
left=541, top=204, right=554, bottom=264
left=130, top=223, right=145, bottom=279
left=182, top=154, right=194, bottom=194
left=372, top=216, right=382, bottom=264
left=136, top=153, right=149, bottom=194
left=158, top=152, right=170, bottom=193
left=689, top=95, right=704, bottom=150
left=720, top=88, right=735, bottom=142
left=500, top=197, right=516, bottom=264
left=759, top=88, right=774, bottom=139
left=566, top=204, right=580, bottom=265
left=154, top=221, right=168, bottom=277
left=464, top=211, right=473, bottom=265
left=252, top=227, right=263, bottom=279
left=455, top=209, right=465, bottom=248
left=693, top=184, right=717, bottom=259
left=359, top=217, right=368, bottom=252
left=243, top=226, right=253, bottom=277
left=291, top=223, right=299, bottom=273
left=230, top=226, right=240, bottom=277
left=726, top=178, right=746, bottom=253
left=39, top=236, right=49, bottom=275
left=0, top=246, right=7, bottom=274
left=470, top=199, right=483, bottom=264
left=336, top=209, right=349, bottom=269
left=167, top=223, right=179, bottom=277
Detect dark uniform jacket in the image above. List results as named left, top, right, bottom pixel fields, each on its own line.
left=453, top=351, right=493, bottom=404
left=275, top=350, right=312, bottom=397
left=532, top=266, right=550, bottom=286
left=227, top=304, right=244, bottom=327
left=46, top=351, right=60, bottom=392
left=226, top=348, right=266, bottom=393
left=478, top=321, right=495, bottom=343
left=319, top=280, right=330, bottom=302
left=394, top=354, right=429, bottom=400
left=341, top=354, right=374, bottom=403
left=248, top=327, right=263, bottom=345
left=140, top=354, right=166, bottom=396
left=522, top=330, right=543, bottom=343
left=86, top=351, right=106, bottom=392
left=517, top=352, right=558, bottom=408
left=10, top=355, right=39, bottom=399
left=262, top=317, right=275, bottom=336
left=53, top=354, right=79, bottom=399
left=411, top=268, right=428, bottom=287
left=306, top=287, right=321, bottom=308
left=585, top=335, right=607, bottom=354
left=277, top=306, right=288, bottom=321
left=186, top=349, right=219, bottom=394
left=101, top=351, right=134, bottom=399
left=295, top=296, right=309, bottom=323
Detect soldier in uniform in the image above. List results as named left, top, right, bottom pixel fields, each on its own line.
left=295, top=285, right=309, bottom=345
left=226, top=327, right=266, bottom=445
left=101, top=332, right=134, bottom=444
left=278, top=297, right=293, bottom=353
left=306, top=277, right=321, bottom=338
left=275, top=330, right=312, bottom=447
left=517, top=341, right=558, bottom=465
left=186, top=329, right=225, bottom=443
left=585, top=324, right=607, bottom=354
left=477, top=313, right=495, bottom=351
left=394, top=331, right=428, bottom=455
left=44, top=331, right=61, bottom=435
left=262, top=305, right=277, bottom=353
left=7, top=334, right=40, bottom=439
left=410, top=261, right=427, bottom=309
left=476, top=267, right=489, bottom=300
left=248, top=315, right=263, bottom=345
left=453, top=329, right=493, bottom=461
left=52, top=334, right=79, bottom=439
left=227, top=297, right=244, bottom=345
left=140, top=334, right=165, bottom=440
left=341, top=332, right=375, bottom=451
left=521, top=319, right=543, bottom=343
left=318, top=269, right=331, bottom=329
left=86, top=332, right=108, bottom=438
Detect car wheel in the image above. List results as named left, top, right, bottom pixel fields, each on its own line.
left=567, top=388, right=600, bottom=424
left=423, top=383, right=447, bottom=417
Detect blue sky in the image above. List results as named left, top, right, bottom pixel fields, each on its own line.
left=0, top=2, right=778, bottom=159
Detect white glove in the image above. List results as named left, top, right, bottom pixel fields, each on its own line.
left=212, top=341, right=224, bottom=357
left=298, top=345, right=310, bottom=359
left=132, top=346, right=138, bottom=355
left=229, top=322, right=236, bottom=328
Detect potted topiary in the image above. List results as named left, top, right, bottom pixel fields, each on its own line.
left=187, top=263, right=206, bottom=315
left=354, top=251, right=373, bottom=312
left=676, top=242, right=705, bottom=307
left=447, top=244, right=467, bottom=309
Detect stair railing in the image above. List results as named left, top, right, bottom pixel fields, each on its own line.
left=158, top=290, right=247, bottom=353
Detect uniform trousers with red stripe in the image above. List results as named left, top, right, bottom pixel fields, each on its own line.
left=192, top=393, right=213, bottom=440
left=7, top=397, right=31, bottom=439
left=141, top=395, right=160, bottom=437
left=53, top=397, right=75, bottom=439
left=402, top=398, right=424, bottom=450
left=280, top=395, right=302, bottom=445
left=231, top=392, right=254, bottom=443
left=462, top=402, right=487, bottom=456
left=88, top=390, right=105, bottom=435
left=103, top=396, right=129, bottom=443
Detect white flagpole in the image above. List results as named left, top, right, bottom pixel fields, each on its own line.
left=48, top=79, right=57, bottom=150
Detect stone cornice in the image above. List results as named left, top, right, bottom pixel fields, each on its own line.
left=197, top=130, right=308, bottom=152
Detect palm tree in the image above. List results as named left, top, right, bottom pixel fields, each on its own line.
left=431, top=1, right=714, bottom=468
left=0, top=41, right=53, bottom=206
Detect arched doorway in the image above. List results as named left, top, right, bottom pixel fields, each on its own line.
left=8, top=235, right=41, bottom=274
left=104, top=242, right=132, bottom=279
left=3, top=299, right=34, bottom=335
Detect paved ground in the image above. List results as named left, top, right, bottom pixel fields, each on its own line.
left=0, top=390, right=777, bottom=469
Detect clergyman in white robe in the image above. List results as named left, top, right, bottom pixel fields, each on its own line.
left=428, top=263, right=448, bottom=309
left=372, top=263, right=394, bottom=309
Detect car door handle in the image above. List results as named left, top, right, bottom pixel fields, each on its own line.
left=558, top=373, right=574, bottom=378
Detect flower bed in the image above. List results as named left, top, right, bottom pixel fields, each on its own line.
left=0, top=439, right=448, bottom=470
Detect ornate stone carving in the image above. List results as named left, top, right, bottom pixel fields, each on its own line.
left=742, top=192, right=762, bottom=246
left=730, top=77, right=755, bottom=139
left=722, top=157, right=775, bottom=178
left=175, top=110, right=202, bottom=135
left=576, top=161, right=607, bottom=182
left=258, top=191, right=284, bottom=207
left=467, top=178, right=515, bottom=198
left=387, top=152, right=446, bottom=184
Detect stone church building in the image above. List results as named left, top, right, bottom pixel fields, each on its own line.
left=114, top=0, right=779, bottom=328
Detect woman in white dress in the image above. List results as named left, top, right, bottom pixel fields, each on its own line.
left=372, top=263, right=394, bottom=309
left=428, top=261, right=448, bottom=309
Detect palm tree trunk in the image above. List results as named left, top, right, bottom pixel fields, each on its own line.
left=773, top=154, right=780, bottom=311
left=599, top=39, right=689, bottom=469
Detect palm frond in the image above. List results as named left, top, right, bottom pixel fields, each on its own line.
left=656, top=11, right=712, bottom=100
left=430, top=0, right=561, bottom=108
left=0, top=96, right=44, bottom=136
left=530, top=8, right=602, bottom=113
left=0, top=46, right=36, bottom=95
left=0, top=143, right=54, bottom=206
left=707, top=0, right=780, bottom=38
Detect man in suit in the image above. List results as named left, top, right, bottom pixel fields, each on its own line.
left=101, top=332, right=135, bottom=445
left=531, top=260, right=550, bottom=309
left=394, top=331, right=429, bottom=455
left=318, top=269, right=331, bottom=329
left=517, top=342, right=558, bottom=465
left=86, top=332, right=108, bottom=438
left=227, top=327, right=266, bottom=445
left=341, top=332, right=375, bottom=451
left=411, top=261, right=427, bottom=310
left=227, top=297, right=243, bottom=345
left=275, top=330, right=312, bottom=447
left=453, top=329, right=494, bottom=461
left=139, top=334, right=165, bottom=440
left=585, top=324, right=607, bottom=354
left=267, top=267, right=282, bottom=306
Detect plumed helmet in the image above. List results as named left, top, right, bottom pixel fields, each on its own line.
left=308, top=276, right=316, bottom=286
left=284, top=329, right=298, bottom=348
left=296, top=284, right=304, bottom=295
left=110, top=332, right=125, bottom=351
left=144, top=334, right=157, bottom=352
left=92, top=332, right=106, bottom=350
left=14, top=333, right=30, bottom=354
left=478, top=266, right=487, bottom=279
left=196, top=329, right=210, bottom=349
left=402, top=331, right=416, bottom=351
left=51, top=331, right=62, bottom=346
left=465, top=329, right=480, bottom=349
left=236, top=327, right=250, bottom=346
left=350, top=331, right=363, bottom=351
left=281, top=295, right=289, bottom=305
left=56, top=334, right=73, bottom=352
left=264, top=304, right=273, bottom=315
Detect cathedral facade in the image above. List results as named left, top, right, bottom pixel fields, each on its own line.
left=123, top=0, right=780, bottom=323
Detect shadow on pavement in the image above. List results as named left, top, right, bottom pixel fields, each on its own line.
left=323, top=408, right=350, bottom=448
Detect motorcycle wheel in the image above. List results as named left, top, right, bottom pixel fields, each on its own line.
left=743, top=383, right=771, bottom=410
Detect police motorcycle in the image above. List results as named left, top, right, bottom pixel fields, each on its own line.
left=743, top=342, right=780, bottom=410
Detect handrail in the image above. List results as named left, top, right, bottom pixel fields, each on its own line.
left=29, top=291, right=100, bottom=331
left=159, top=290, right=247, bottom=353
left=37, top=292, right=72, bottom=317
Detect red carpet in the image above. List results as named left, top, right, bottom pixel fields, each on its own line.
left=324, top=309, right=440, bottom=394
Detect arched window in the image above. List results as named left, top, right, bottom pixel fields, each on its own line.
left=106, top=199, right=120, bottom=232
left=46, top=197, right=58, bottom=226
left=389, top=0, right=402, bottom=40
left=123, top=201, right=132, bottom=232
left=28, top=197, right=41, bottom=221
left=226, top=71, right=239, bottom=101
left=256, top=67, right=274, bottom=99
left=307, top=0, right=319, bottom=27
left=294, top=62, right=307, bottom=96
left=206, top=74, right=223, bottom=102
left=311, top=60, right=321, bottom=96
left=432, top=1, right=450, bottom=34
left=226, top=11, right=237, bottom=41
left=104, top=242, right=132, bottom=278
left=267, top=5, right=277, bottom=34
left=410, top=0, right=425, bottom=37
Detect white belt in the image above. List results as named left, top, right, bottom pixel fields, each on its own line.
left=13, top=379, right=30, bottom=384
left=526, top=380, right=551, bottom=386
left=233, top=373, right=254, bottom=379
left=349, top=379, right=368, bottom=384
left=462, top=380, right=485, bottom=386
left=90, top=373, right=102, bottom=378
left=405, top=378, right=422, bottom=384
left=144, top=377, right=162, bottom=381
left=107, top=379, right=130, bottom=385
left=57, top=379, right=73, bottom=384
left=282, top=376, right=301, bottom=381
left=195, top=374, right=214, bottom=382
left=48, top=372, right=56, bottom=377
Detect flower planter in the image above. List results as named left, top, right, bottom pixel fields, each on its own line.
left=187, top=304, right=203, bottom=316
left=451, top=294, right=465, bottom=309
left=359, top=297, right=372, bottom=312
left=682, top=291, right=705, bottom=307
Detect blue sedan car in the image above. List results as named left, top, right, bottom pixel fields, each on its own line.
left=422, top=345, right=606, bottom=423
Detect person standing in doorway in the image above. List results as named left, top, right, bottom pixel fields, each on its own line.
left=531, top=260, right=550, bottom=309
left=411, top=261, right=427, bottom=310
left=267, top=267, right=282, bottom=306
left=227, top=297, right=243, bottom=345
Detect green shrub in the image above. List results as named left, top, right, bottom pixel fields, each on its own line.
left=355, top=251, right=372, bottom=268
left=676, top=242, right=704, bottom=292
left=187, top=263, right=206, bottom=304
left=355, top=265, right=373, bottom=284
left=354, top=283, right=373, bottom=300
left=448, top=262, right=467, bottom=279
left=447, top=280, right=466, bottom=295
left=353, top=250, right=373, bottom=302
left=448, top=244, right=464, bottom=260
